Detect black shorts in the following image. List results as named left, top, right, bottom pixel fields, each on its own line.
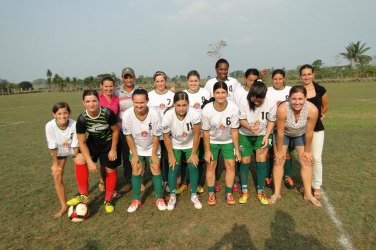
left=87, top=138, right=121, bottom=169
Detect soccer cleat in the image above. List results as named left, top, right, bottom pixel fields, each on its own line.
left=104, top=201, right=114, bottom=213
left=197, top=185, right=205, bottom=194
left=167, top=196, right=177, bottom=211
left=265, top=177, right=273, bottom=188
left=66, top=194, right=89, bottom=206
left=156, top=198, right=167, bottom=211
left=208, top=193, right=216, bottom=206
left=127, top=200, right=142, bottom=213
left=191, top=195, right=202, bottom=209
left=215, top=182, right=221, bottom=192
left=284, top=177, right=295, bottom=189
left=232, top=183, right=240, bottom=193
left=256, top=192, right=270, bottom=205
left=238, top=193, right=250, bottom=204
left=176, top=184, right=188, bottom=195
left=225, top=193, right=236, bottom=205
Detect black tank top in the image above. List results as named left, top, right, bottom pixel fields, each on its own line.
left=307, top=82, right=326, bottom=132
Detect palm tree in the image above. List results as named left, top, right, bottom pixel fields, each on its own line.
left=340, top=41, right=371, bottom=69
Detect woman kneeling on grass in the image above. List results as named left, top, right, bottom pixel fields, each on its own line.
left=162, top=91, right=202, bottom=210
left=201, top=81, right=241, bottom=206
left=123, top=88, right=167, bottom=213
left=45, top=102, right=79, bottom=218
left=67, top=90, right=121, bottom=213
left=269, top=85, right=321, bottom=207
left=238, top=81, right=274, bottom=205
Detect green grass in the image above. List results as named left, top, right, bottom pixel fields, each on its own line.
left=0, top=82, right=375, bottom=249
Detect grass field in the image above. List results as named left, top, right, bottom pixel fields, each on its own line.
left=0, top=82, right=375, bottom=249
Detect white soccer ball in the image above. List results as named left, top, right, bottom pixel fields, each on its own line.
left=68, top=203, right=89, bottom=223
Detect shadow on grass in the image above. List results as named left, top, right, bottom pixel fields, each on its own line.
left=209, top=223, right=256, bottom=249
left=265, top=210, right=325, bottom=249
left=80, top=239, right=101, bottom=250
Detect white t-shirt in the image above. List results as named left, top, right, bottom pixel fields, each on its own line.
left=184, top=87, right=210, bottom=115
left=162, top=107, right=201, bottom=149
left=122, top=107, right=162, bottom=156
left=147, top=90, right=175, bottom=121
left=148, top=89, right=175, bottom=140
left=266, top=86, right=291, bottom=106
left=201, top=101, right=239, bottom=144
left=45, top=118, right=78, bottom=157
left=239, top=97, right=274, bottom=136
left=233, top=86, right=248, bottom=107
left=204, top=77, right=240, bottom=102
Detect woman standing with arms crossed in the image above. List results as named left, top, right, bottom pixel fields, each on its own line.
left=67, top=90, right=120, bottom=213
left=202, top=82, right=241, bottom=205
left=269, top=85, right=321, bottom=206
left=45, top=102, right=79, bottom=218
left=163, top=91, right=203, bottom=210
left=300, top=65, right=328, bottom=198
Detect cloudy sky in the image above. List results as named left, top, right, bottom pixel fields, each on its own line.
left=0, top=0, right=375, bottom=82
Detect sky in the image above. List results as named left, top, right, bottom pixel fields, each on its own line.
left=0, top=0, right=375, bottom=83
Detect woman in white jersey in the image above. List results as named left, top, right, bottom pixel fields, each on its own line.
left=202, top=81, right=241, bottom=205
left=269, top=85, right=321, bottom=207
left=175, top=70, right=210, bottom=194
left=238, top=81, right=274, bottom=205
left=45, top=102, right=78, bottom=218
left=265, top=69, right=294, bottom=189
left=148, top=71, right=175, bottom=191
left=123, top=88, right=167, bottom=212
left=162, top=91, right=202, bottom=210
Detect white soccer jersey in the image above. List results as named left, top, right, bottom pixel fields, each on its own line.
left=45, top=118, right=78, bottom=157
left=148, top=90, right=175, bottom=121
left=162, top=107, right=201, bottom=149
left=233, top=86, right=248, bottom=107
left=184, top=87, right=210, bottom=115
left=122, top=107, right=162, bottom=156
left=239, top=97, right=274, bottom=136
left=266, top=86, right=291, bottom=106
left=204, top=77, right=240, bottom=102
left=201, top=101, right=239, bottom=144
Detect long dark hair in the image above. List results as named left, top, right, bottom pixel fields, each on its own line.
left=289, top=85, right=307, bottom=97
left=247, top=81, right=267, bottom=111
left=202, top=81, right=228, bottom=108
left=164, top=91, right=189, bottom=114
left=299, top=64, right=315, bottom=75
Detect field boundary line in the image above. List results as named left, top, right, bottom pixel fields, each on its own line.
left=0, top=121, right=25, bottom=128
left=322, top=189, right=355, bottom=250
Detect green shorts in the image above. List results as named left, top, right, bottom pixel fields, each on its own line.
left=239, top=134, right=271, bottom=157
left=210, top=143, right=235, bottom=160
left=129, top=154, right=160, bottom=165
left=173, top=148, right=192, bottom=162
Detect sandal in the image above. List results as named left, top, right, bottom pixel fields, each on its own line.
left=313, top=189, right=321, bottom=199
left=304, top=196, right=322, bottom=207
left=98, top=179, right=105, bottom=192
left=269, top=194, right=281, bottom=205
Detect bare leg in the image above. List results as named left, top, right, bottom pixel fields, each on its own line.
left=270, top=145, right=288, bottom=204
left=224, top=159, right=235, bottom=188
left=52, top=159, right=68, bottom=218
left=206, top=160, right=217, bottom=187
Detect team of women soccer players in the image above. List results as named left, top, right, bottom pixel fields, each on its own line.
left=45, top=59, right=328, bottom=218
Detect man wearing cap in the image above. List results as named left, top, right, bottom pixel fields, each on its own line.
left=114, top=67, right=142, bottom=191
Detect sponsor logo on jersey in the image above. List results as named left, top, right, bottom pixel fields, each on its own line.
left=193, top=102, right=201, bottom=109
left=141, top=130, right=149, bottom=137
left=159, top=103, right=166, bottom=110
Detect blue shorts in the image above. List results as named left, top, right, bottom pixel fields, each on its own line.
left=282, top=134, right=305, bottom=147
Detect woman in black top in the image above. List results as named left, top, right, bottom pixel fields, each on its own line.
left=300, top=65, right=329, bottom=199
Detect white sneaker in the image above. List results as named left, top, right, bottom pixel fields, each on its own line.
left=191, top=195, right=202, bottom=209
left=127, top=200, right=141, bottom=213
left=167, top=196, right=176, bottom=210
left=156, top=198, right=167, bottom=211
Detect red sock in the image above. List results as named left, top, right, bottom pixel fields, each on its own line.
left=75, top=164, right=89, bottom=196
left=105, top=170, right=117, bottom=201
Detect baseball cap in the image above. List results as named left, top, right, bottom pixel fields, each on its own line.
left=122, top=67, right=135, bottom=78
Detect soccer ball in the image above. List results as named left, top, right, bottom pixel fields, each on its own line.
left=68, top=203, right=89, bottom=222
